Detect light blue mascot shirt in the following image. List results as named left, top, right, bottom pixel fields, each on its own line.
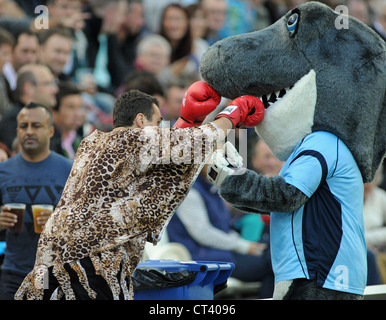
left=270, top=131, right=367, bottom=295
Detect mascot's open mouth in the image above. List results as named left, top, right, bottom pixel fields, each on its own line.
left=254, top=70, right=315, bottom=111
left=254, top=69, right=317, bottom=161
left=260, top=87, right=293, bottom=109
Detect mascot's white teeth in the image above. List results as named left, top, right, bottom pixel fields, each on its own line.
left=260, top=87, right=292, bottom=109
left=254, top=69, right=317, bottom=161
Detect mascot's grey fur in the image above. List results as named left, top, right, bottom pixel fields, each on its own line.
left=200, top=1, right=385, bottom=299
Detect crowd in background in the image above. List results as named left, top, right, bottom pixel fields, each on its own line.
left=0, top=0, right=385, bottom=299
left=0, top=0, right=385, bottom=159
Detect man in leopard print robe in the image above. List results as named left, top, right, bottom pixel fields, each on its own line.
left=15, top=84, right=264, bottom=300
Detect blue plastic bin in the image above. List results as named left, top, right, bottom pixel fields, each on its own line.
left=133, top=260, right=234, bottom=300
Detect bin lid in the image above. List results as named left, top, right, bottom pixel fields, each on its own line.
left=136, top=260, right=234, bottom=272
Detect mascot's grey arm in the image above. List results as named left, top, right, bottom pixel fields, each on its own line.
left=219, top=169, right=308, bottom=214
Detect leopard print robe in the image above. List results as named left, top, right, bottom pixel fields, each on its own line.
left=15, top=124, right=219, bottom=300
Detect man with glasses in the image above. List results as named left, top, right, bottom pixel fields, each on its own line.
left=0, top=63, right=58, bottom=153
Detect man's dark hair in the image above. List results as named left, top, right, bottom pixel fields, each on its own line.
left=54, top=81, right=81, bottom=111
left=124, top=71, right=165, bottom=98
left=22, top=102, right=54, bottom=127
left=12, top=28, right=37, bottom=48
left=113, top=90, right=159, bottom=128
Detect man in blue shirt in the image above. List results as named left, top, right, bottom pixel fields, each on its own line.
left=0, top=102, right=72, bottom=299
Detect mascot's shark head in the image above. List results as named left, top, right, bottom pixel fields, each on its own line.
left=200, top=1, right=386, bottom=182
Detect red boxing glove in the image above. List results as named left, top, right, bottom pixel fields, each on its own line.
left=215, top=96, right=264, bottom=128
left=174, top=81, right=221, bottom=128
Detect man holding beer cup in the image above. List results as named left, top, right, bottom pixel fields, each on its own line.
left=0, top=102, right=72, bottom=299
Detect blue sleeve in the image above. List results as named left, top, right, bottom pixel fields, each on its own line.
left=282, top=133, right=338, bottom=198
left=283, top=150, right=328, bottom=198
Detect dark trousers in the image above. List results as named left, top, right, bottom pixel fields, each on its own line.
left=283, top=279, right=363, bottom=300
left=43, top=257, right=125, bottom=300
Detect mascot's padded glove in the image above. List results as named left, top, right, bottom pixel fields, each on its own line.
left=207, top=142, right=246, bottom=187
left=215, top=96, right=264, bottom=128
left=174, top=81, right=221, bottom=128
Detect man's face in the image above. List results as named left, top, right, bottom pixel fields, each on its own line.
left=39, top=34, right=72, bottom=76
left=17, top=107, right=54, bottom=156
left=203, top=0, right=227, bottom=32
left=165, top=85, right=186, bottom=120
left=252, top=140, right=284, bottom=177
left=143, top=104, right=162, bottom=127
left=31, top=67, right=59, bottom=108
left=123, top=2, right=145, bottom=35
left=12, top=33, right=39, bottom=70
left=137, top=44, right=170, bottom=75
left=54, top=94, right=85, bottom=133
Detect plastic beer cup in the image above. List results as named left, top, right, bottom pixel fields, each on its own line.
left=3, top=203, right=26, bottom=233
left=32, top=204, right=54, bottom=233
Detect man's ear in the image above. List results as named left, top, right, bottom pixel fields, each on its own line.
left=49, top=125, right=55, bottom=139
left=135, top=113, right=145, bottom=128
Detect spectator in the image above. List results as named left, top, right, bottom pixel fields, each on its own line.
left=167, top=164, right=274, bottom=299
left=52, top=81, right=85, bottom=159
left=0, top=27, right=14, bottom=119
left=0, top=63, right=58, bottom=151
left=159, top=3, right=192, bottom=64
left=134, top=34, right=171, bottom=78
left=158, top=3, right=201, bottom=87
left=0, top=102, right=72, bottom=300
left=109, top=0, right=150, bottom=88
left=186, top=3, right=208, bottom=41
left=37, top=27, right=74, bottom=81
left=84, top=0, right=127, bottom=93
left=186, top=3, right=209, bottom=64
left=161, top=78, right=197, bottom=126
left=201, top=0, right=228, bottom=45
left=122, top=70, right=166, bottom=109
left=2, top=29, right=39, bottom=90
left=46, top=0, right=90, bottom=76
left=251, top=137, right=284, bottom=176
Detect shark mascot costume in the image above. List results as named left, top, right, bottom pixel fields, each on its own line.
left=201, top=1, right=386, bottom=299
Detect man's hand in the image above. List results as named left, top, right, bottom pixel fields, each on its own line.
left=215, top=96, right=264, bottom=128
left=207, top=142, right=245, bottom=187
left=174, top=81, right=221, bottom=128
left=0, top=206, right=17, bottom=231
left=248, top=242, right=267, bottom=256
left=35, top=211, right=51, bottom=230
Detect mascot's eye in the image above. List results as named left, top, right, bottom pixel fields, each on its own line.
left=287, top=13, right=299, bottom=37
